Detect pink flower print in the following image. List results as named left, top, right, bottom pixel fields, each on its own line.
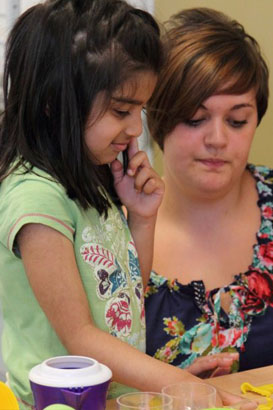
left=258, top=242, right=273, bottom=266
left=81, top=244, right=116, bottom=269
left=167, top=319, right=178, bottom=335
left=259, top=233, right=269, bottom=239
left=211, top=327, right=229, bottom=349
left=106, top=293, right=132, bottom=336
left=262, top=205, right=273, bottom=219
left=230, top=328, right=244, bottom=345
left=211, top=326, right=246, bottom=350
left=163, top=316, right=185, bottom=337
left=164, top=346, right=173, bottom=359
left=141, top=303, right=145, bottom=322
left=217, top=332, right=227, bottom=347
left=155, top=339, right=180, bottom=364
left=245, top=269, right=273, bottom=308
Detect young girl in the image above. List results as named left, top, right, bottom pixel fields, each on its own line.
left=0, top=1, right=246, bottom=409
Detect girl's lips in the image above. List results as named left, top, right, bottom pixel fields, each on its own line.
left=111, top=143, right=128, bottom=152
left=198, top=159, right=227, bottom=167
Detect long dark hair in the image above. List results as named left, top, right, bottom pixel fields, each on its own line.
left=0, top=0, right=163, bottom=214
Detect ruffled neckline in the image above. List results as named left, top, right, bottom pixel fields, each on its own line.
left=148, top=164, right=273, bottom=316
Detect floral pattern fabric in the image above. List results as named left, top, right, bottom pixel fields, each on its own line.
left=79, top=207, right=145, bottom=343
left=145, top=165, right=273, bottom=371
left=0, top=166, right=145, bottom=408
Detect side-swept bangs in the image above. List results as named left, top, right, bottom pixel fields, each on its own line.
left=147, top=8, right=269, bottom=150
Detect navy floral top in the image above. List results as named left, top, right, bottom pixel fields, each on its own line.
left=145, top=165, right=273, bottom=372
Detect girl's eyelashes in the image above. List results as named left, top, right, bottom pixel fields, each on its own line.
left=113, top=109, right=130, bottom=118
left=228, top=119, right=248, bottom=128
left=184, top=118, right=205, bottom=127
left=113, top=105, right=146, bottom=118
left=183, top=118, right=248, bottom=128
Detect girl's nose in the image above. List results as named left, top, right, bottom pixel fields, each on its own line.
left=125, top=111, right=143, bottom=138
left=204, top=121, right=228, bottom=149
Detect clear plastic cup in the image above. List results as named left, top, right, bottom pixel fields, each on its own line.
left=117, top=391, right=173, bottom=410
left=162, top=382, right=217, bottom=410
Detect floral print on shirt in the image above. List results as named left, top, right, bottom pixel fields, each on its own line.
left=145, top=165, right=273, bottom=370
left=80, top=207, right=145, bottom=340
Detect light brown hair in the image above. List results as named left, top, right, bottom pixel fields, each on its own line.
left=147, top=7, right=269, bottom=150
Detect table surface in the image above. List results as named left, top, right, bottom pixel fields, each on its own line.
left=106, top=365, right=273, bottom=409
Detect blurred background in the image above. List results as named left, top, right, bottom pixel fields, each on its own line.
left=0, top=0, right=273, bottom=380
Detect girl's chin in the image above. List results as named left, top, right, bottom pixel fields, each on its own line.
left=94, top=154, right=119, bottom=165
left=197, top=184, right=233, bottom=197
left=191, top=176, right=233, bottom=195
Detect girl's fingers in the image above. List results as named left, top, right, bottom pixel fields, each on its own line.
left=127, top=137, right=139, bottom=160
left=127, top=149, right=151, bottom=177
left=209, top=366, right=233, bottom=378
left=132, top=165, right=163, bottom=194
left=217, top=354, right=238, bottom=367
left=133, top=166, right=153, bottom=191
left=110, top=159, right=124, bottom=185
left=187, top=356, right=216, bottom=376
left=142, top=178, right=157, bottom=195
left=219, top=390, right=258, bottom=410
left=187, top=353, right=238, bottom=377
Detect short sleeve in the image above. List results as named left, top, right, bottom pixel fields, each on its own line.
left=0, top=171, right=75, bottom=253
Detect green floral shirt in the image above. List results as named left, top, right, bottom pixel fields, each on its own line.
left=0, top=166, right=144, bottom=409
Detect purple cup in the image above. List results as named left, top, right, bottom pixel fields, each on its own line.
left=29, top=356, right=112, bottom=410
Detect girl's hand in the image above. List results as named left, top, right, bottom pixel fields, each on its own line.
left=187, top=352, right=239, bottom=378
left=218, top=389, right=258, bottom=410
left=188, top=354, right=258, bottom=410
left=110, top=137, right=164, bottom=218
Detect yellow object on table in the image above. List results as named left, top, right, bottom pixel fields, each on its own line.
left=241, top=382, right=273, bottom=410
left=0, top=382, right=19, bottom=410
